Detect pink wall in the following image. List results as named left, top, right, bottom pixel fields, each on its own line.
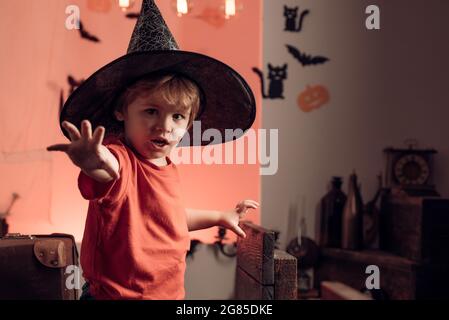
left=0, top=0, right=262, bottom=243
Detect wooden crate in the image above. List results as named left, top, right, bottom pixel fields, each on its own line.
left=234, top=221, right=297, bottom=300
left=380, top=192, right=449, bottom=264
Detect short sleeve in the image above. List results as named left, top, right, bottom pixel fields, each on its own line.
left=77, top=142, right=130, bottom=205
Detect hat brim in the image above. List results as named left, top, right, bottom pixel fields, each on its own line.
left=60, top=50, right=256, bottom=147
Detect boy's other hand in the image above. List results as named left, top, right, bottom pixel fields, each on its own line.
left=219, top=200, right=260, bottom=238
left=46, top=120, right=120, bottom=180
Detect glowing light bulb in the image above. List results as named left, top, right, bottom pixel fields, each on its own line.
left=177, top=0, right=188, bottom=17
left=118, top=0, right=133, bottom=12
left=225, top=0, right=236, bottom=19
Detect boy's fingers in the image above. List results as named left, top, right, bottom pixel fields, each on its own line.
left=236, top=201, right=259, bottom=211
left=81, top=120, right=92, bottom=140
left=62, top=121, right=81, bottom=141
left=47, top=144, right=69, bottom=152
left=238, top=200, right=259, bottom=208
left=234, top=226, right=246, bottom=238
left=244, top=200, right=260, bottom=207
left=92, top=126, right=105, bottom=146
left=244, top=204, right=258, bottom=209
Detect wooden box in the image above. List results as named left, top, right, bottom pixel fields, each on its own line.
left=380, top=191, right=449, bottom=264
left=234, top=221, right=297, bottom=300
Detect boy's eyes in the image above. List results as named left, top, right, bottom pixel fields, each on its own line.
left=173, top=114, right=186, bottom=120
left=144, top=108, right=186, bottom=120
left=145, top=108, right=157, bottom=115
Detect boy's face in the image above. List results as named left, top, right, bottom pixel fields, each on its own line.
left=114, top=90, right=191, bottom=165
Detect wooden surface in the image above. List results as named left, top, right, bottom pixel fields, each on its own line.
left=321, top=247, right=417, bottom=271
left=321, top=281, right=372, bottom=300
left=235, top=221, right=297, bottom=300
left=380, top=193, right=449, bottom=264
left=274, top=249, right=297, bottom=300
left=236, top=221, right=275, bottom=285
left=297, top=288, right=320, bottom=300
left=315, top=247, right=449, bottom=300
left=235, top=266, right=274, bottom=300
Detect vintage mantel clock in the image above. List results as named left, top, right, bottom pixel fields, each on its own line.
left=383, top=143, right=439, bottom=197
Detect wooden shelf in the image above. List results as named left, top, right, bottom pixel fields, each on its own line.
left=320, top=248, right=417, bottom=271
left=315, top=246, right=448, bottom=300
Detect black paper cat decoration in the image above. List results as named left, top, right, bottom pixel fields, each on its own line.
left=286, top=44, right=329, bottom=66
left=252, top=64, right=288, bottom=99
left=284, top=5, right=309, bottom=32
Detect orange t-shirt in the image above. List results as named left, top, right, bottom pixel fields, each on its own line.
left=78, top=136, right=191, bottom=300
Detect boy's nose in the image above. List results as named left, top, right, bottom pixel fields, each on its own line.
left=155, top=116, right=173, bottom=133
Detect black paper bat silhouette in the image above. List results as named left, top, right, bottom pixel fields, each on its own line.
left=125, top=12, right=140, bottom=19
left=67, top=75, right=84, bottom=94
left=78, top=20, right=100, bottom=43
left=286, top=44, right=329, bottom=66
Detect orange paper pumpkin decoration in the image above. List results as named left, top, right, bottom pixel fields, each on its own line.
left=87, top=0, right=112, bottom=13
left=298, top=84, right=330, bottom=112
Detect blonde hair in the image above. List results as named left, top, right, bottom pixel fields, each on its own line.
left=115, top=73, right=201, bottom=129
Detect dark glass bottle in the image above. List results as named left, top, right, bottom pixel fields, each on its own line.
left=0, top=218, right=9, bottom=237
left=320, top=177, right=347, bottom=248
left=341, top=172, right=364, bottom=250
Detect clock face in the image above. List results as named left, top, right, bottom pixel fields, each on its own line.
left=394, top=154, right=430, bottom=186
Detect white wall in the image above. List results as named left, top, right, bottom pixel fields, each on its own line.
left=261, top=0, right=449, bottom=248
left=184, top=244, right=237, bottom=299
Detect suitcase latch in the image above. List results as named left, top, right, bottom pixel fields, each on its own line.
left=33, top=239, right=68, bottom=268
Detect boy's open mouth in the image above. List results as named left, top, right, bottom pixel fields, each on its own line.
left=150, top=137, right=169, bottom=147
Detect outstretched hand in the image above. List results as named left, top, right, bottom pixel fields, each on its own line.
left=219, top=200, right=260, bottom=238
left=46, top=120, right=119, bottom=179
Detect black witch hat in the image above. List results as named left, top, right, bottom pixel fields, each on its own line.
left=59, top=0, right=256, bottom=146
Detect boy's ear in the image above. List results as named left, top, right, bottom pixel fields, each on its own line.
left=114, top=110, right=124, bottom=121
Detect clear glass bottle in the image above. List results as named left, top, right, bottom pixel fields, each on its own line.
left=341, top=172, right=364, bottom=250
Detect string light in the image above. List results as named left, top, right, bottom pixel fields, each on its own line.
left=176, top=0, right=189, bottom=17
left=224, top=0, right=236, bottom=19
left=118, top=0, right=135, bottom=12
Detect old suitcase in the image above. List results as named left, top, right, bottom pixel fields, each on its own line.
left=0, top=233, right=79, bottom=300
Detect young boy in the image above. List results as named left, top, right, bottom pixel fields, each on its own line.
left=46, top=0, right=258, bottom=299
left=47, top=72, right=258, bottom=300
